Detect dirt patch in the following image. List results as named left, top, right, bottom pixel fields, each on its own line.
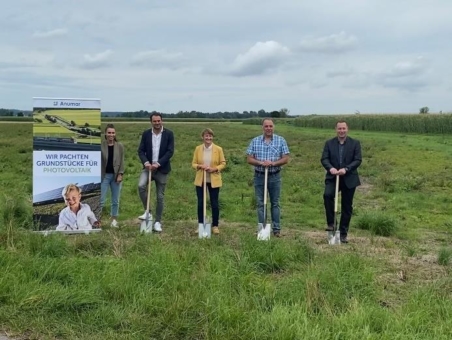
left=98, top=219, right=450, bottom=290
left=357, top=176, right=373, bottom=195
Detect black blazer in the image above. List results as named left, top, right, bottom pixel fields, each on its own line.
left=138, top=128, right=175, bottom=174
left=321, top=136, right=362, bottom=189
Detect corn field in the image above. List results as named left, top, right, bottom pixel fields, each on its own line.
left=293, top=114, right=452, bottom=134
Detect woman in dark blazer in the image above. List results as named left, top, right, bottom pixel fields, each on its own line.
left=101, top=124, right=125, bottom=227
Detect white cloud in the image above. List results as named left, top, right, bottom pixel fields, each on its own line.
left=326, top=67, right=355, bottom=78
left=299, top=31, right=358, bottom=53
left=382, top=56, right=427, bottom=78
left=1, top=0, right=452, bottom=113
left=0, top=46, right=54, bottom=68
left=32, top=28, right=68, bottom=38
left=80, top=50, right=113, bottom=69
left=374, top=56, right=429, bottom=91
left=130, top=50, right=187, bottom=70
left=229, top=41, right=290, bottom=77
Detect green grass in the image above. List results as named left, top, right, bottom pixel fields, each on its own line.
left=33, top=124, right=75, bottom=135
left=355, top=211, right=397, bottom=236
left=438, top=248, right=452, bottom=266
left=1, top=122, right=452, bottom=339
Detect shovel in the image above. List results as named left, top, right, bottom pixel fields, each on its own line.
left=328, top=175, right=341, bottom=245
left=257, top=166, right=271, bottom=241
left=199, top=169, right=211, bottom=239
left=140, top=170, right=153, bottom=233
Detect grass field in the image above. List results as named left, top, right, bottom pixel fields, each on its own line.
left=1, top=121, right=452, bottom=339
left=32, top=109, right=101, bottom=144
left=33, top=122, right=74, bottom=136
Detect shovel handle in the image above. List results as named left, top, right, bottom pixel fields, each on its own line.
left=263, top=166, right=268, bottom=205
left=263, top=166, right=269, bottom=224
left=203, top=169, right=207, bottom=225
left=146, top=170, right=152, bottom=212
left=334, top=174, right=339, bottom=213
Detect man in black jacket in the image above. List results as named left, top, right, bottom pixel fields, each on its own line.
left=137, top=113, right=174, bottom=232
left=321, top=121, right=362, bottom=243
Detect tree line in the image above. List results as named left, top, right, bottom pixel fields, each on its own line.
left=0, top=109, right=25, bottom=116
left=109, top=108, right=291, bottom=119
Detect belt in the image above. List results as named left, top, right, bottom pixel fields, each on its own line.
left=255, top=170, right=280, bottom=175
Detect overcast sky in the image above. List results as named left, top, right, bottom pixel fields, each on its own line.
left=1, top=0, right=451, bottom=114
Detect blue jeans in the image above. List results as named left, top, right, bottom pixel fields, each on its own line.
left=254, top=171, right=281, bottom=232
left=100, top=173, right=122, bottom=217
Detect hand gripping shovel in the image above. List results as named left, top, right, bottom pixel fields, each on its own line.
left=140, top=170, right=153, bottom=233
left=328, top=175, right=341, bottom=245
left=257, top=167, right=271, bottom=241
left=198, top=169, right=211, bottom=239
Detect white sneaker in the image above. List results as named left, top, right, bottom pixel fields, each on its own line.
left=153, top=221, right=162, bottom=232
left=110, top=220, right=118, bottom=228
left=138, top=212, right=152, bottom=220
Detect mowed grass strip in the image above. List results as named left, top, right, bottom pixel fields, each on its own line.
left=49, top=109, right=101, bottom=127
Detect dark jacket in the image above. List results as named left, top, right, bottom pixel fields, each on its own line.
left=138, top=128, right=174, bottom=174
left=321, top=136, right=362, bottom=189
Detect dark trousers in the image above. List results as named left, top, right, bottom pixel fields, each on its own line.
left=323, top=177, right=356, bottom=236
left=196, top=184, right=220, bottom=227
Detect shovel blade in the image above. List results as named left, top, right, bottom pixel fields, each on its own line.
left=140, top=213, right=153, bottom=233
left=257, top=223, right=271, bottom=241
left=198, top=223, right=211, bottom=239
left=327, top=230, right=341, bottom=245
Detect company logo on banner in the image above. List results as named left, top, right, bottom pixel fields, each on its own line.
left=32, top=97, right=102, bottom=231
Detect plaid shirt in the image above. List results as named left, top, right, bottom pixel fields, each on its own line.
left=246, top=133, right=290, bottom=173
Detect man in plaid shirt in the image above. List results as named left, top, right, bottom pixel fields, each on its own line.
left=246, top=118, right=290, bottom=237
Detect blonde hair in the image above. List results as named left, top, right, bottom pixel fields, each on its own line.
left=201, top=128, right=214, bottom=137
left=62, top=184, right=81, bottom=198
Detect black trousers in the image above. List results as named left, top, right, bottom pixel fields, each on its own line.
left=196, top=184, right=220, bottom=227
left=323, top=177, right=356, bottom=236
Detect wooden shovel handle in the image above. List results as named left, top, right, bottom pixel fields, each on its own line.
left=203, top=170, right=207, bottom=225
left=334, top=175, right=339, bottom=213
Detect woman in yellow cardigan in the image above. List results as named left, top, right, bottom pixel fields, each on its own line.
left=192, top=128, right=226, bottom=234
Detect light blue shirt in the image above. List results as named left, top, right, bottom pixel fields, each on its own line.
left=246, top=133, right=290, bottom=172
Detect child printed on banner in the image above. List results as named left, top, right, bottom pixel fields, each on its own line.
left=56, top=184, right=100, bottom=231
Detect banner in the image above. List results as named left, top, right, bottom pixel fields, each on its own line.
left=32, top=97, right=102, bottom=231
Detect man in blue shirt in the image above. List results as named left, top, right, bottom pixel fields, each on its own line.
left=246, top=118, right=290, bottom=237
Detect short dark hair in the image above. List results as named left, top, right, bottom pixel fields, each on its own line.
left=335, top=120, right=348, bottom=127
left=150, top=112, right=163, bottom=120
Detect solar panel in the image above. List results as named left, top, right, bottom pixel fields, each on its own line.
left=33, top=182, right=101, bottom=204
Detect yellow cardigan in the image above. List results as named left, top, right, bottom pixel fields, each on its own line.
left=191, top=143, right=226, bottom=188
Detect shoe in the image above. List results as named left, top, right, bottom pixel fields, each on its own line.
left=273, top=231, right=281, bottom=238
left=110, top=220, right=118, bottom=228
left=340, top=237, right=348, bottom=244
left=138, top=212, right=152, bottom=220
left=153, top=222, right=162, bottom=232
left=212, top=227, right=219, bottom=235
left=325, top=225, right=334, bottom=232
